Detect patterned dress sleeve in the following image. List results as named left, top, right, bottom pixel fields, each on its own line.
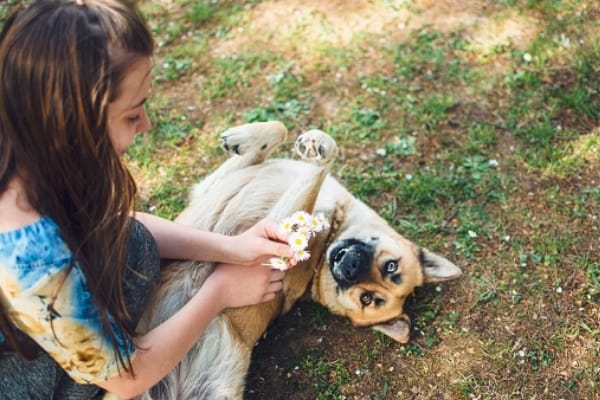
left=0, top=217, right=136, bottom=384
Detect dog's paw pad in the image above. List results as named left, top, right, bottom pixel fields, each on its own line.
left=220, top=127, right=264, bottom=156
left=294, top=130, right=338, bottom=165
left=220, top=133, right=244, bottom=155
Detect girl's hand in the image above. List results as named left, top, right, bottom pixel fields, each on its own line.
left=229, top=218, right=294, bottom=266
left=206, top=262, right=286, bottom=308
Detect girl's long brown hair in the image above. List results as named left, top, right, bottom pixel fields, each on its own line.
left=0, top=0, right=154, bottom=373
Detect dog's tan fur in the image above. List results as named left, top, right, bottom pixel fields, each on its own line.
left=136, top=121, right=461, bottom=399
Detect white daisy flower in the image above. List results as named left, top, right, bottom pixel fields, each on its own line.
left=293, top=249, right=311, bottom=261
left=269, top=257, right=287, bottom=270
left=291, top=211, right=311, bottom=227
left=308, top=216, right=321, bottom=230
left=297, top=226, right=312, bottom=239
left=309, top=215, right=328, bottom=232
left=288, top=232, right=308, bottom=251
left=280, top=217, right=295, bottom=233
left=275, top=211, right=330, bottom=264
left=316, top=213, right=330, bottom=230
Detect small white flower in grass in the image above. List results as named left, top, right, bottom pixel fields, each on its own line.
left=559, top=33, right=571, bottom=48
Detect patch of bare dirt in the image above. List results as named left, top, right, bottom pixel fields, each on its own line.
left=213, top=0, right=540, bottom=60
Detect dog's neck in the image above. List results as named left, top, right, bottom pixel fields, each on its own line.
left=323, top=203, right=345, bottom=260
left=310, top=199, right=347, bottom=299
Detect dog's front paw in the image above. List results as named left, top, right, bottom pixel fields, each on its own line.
left=220, top=121, right=287, bottom=156
left=294, top=129, right=338, bottom=166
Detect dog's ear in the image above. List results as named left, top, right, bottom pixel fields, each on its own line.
left=372, top=313, right=411, bottom=343
left=420, top=248, right=462, bottom=283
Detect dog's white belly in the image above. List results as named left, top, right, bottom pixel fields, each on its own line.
left=182, top=159, right=347, bottom=234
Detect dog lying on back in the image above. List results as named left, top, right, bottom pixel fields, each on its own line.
left=136, top=121, right=461, bottom=399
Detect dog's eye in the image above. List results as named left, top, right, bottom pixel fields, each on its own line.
left=360, top=292, right=372, bottom=306
left=385, top=260, right=398, bottom=273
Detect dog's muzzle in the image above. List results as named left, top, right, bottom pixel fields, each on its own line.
left=328, top=239, right=374, bottom=289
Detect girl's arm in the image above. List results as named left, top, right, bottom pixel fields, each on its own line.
left=96, top=213, right=293, bottom=397
left=133, top=212, right=293, bottom=265
left=96, top=261, right=285, bottom=399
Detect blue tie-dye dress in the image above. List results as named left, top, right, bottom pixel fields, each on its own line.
left=0, top=216, right=136, bottom=384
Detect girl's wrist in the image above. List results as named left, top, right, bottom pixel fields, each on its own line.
left=186, top=230, right=234, bottom=264
left=195, top=271, right=229, bottom=312
left=211, top=234, right=240, bottom=264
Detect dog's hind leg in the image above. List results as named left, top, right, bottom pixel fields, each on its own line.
left=224, top=129, right=339, bottom=348
left=189, top=121, right=288, bottom=200
left=268, top=129, right=338, bottom=220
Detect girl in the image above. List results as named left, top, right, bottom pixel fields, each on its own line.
left=0, top=1, right=293, bottom=398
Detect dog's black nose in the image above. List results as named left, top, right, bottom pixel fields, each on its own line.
left=329, top=239, right=374, bottom=288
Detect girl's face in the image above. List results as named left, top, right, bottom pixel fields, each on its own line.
left=107, top=57, right=153, bottom=155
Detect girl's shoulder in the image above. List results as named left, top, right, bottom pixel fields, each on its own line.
left=0, top=216, right=72, bottom=269
left=0, top=180, right=42, bottom=233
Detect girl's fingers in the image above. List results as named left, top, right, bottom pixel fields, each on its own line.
left=268, top=280, right=283, bottom=293
left=262, top=292, right=276, bottom=302
left=255, top=270, right=284, bottom=304
left=270, top=269, right=285, bottom=282
left=261, top=219, right=293, bottom=256
left=262, top=217, right=286, bottom=239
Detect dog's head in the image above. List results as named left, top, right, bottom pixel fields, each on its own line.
left=312, top=224, right=461, bottom=343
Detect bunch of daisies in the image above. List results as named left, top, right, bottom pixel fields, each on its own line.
left=269, top=211, right=330, bottom=270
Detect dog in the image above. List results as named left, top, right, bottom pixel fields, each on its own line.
left=136, top=121, right=462, bottom=399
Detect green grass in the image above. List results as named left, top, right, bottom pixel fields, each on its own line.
left=3, top=0, right=599, bottom=398
left=299, top=352, right=350, bottom=399
left=200, top=53, right=276, bottom=100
